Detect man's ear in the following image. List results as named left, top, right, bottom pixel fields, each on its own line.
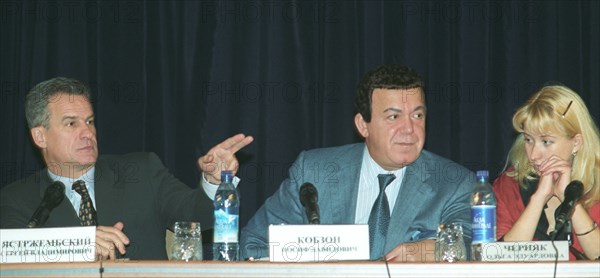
left=354, top=113, right=369, bottom=138
left=30, top=127, right=47, bottom=149
left=572, top=133, right=583, bottom=153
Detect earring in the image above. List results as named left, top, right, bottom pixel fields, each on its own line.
left=572, top=151, right=577, bottom=157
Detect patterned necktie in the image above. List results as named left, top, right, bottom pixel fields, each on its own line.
left=72, top=180, right=97, bottom=226
left=368, top=173, right=396, bottom=260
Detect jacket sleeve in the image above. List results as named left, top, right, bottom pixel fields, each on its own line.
left=240, top=151, right=308, bottom=259
left=0, top=191, right=31, bottom=228
left=145, top=152, right=215, bottom=231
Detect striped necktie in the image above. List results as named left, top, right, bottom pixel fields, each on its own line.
left=72, top=180, right=97, bottom=226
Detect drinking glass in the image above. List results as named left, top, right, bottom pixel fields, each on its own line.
left=170, top=221, right=203, bottom=261
left=435, top=223, right=467, bottom=262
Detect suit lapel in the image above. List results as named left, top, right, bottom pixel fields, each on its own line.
left=385, top=155, right=435, bottom=250
left=330, top=163, right=362, bottom=224
left=93, top=157, right=117, bottom=225
left=325, top=144, right=364, bottom=224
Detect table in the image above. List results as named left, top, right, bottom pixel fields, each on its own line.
left=1, top=260, right=598, bottom=278
left=0, top=261, right=100, bottom=278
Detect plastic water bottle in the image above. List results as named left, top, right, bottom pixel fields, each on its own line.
left=470, top=170, right=496, bottom=261
left=213, top=170, right=239, bottom=261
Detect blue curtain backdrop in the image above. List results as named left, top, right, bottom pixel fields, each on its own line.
left=1, top=0, right=599, bottom=227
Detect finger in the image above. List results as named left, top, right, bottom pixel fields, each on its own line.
left=384, top=245, right=403, bottom=261
left=386, top=255, right=400, bottom=262
left=220, top=133, right=247, bottom=148
left=96, top=227, right=129, bottom=255
left=385, top=252, right=400, bottom=262
left=111, top=223, right=129, bottom=254
left=105, top=246, right=116, bottom=260
left=96, top=232, right=126, bottom=256
left=215, top=134, right=245, bottom=151
left=222, top=134, right=254, bottom=153
left=201, top=154, right=214, bottom=164
left=540, top=164, right=570, bottom=176
left=539, top=160, right=570, bottom=176
left=538, top=156, right=558, bottom=169
left=198, top=155, right=218, bottom=173
left=211, top=135, right=253, bottom=161
left=95, top=240, right=115, bottom=260
left=230, top=135, right=254, bottom=153
left=113, top=221, right=125, bottom=231
left=539, top=155, right=569, bottom=171
left=228, top=160, right=239, bottom=172
left=542, top=160, right=569, bottom=171
left=95, top=244, right=105, bottom=260
left=97, top=225, right=130, bottom=245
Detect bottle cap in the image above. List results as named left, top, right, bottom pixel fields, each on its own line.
left=221, top=170, right=234, bottom=183
left=476, top=170, right=489, bottom=179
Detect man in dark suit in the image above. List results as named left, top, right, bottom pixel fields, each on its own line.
left=241, top=64, right=475, bottom=261
left=0, top=77, right=253, bottom=260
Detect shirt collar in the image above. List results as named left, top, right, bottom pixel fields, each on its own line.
left=362, top=147, right=406, bottom=178
left=47, top=167, right=96, bottom=202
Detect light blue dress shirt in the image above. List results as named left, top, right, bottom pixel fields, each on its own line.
left=48, top=167, right=97, bottom=216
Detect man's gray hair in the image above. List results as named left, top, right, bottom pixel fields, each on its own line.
left=25, top=77, right=91, bottom=129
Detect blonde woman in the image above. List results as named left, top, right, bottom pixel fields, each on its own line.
left=493, top=85, right=599, bottom=260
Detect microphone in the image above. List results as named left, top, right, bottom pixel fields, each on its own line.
left=553, top=180, right=584, bottom=234
left=27, top=181, right=66, bottom=228
left=299, top=183, right=320, bottom=224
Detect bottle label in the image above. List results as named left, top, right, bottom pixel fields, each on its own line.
left=214, top=209, right=239, bottom=243
left=471, top=205, right=496, bottom=243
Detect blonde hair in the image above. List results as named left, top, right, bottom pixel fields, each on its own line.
left=508, top=85, right=600, bottom=209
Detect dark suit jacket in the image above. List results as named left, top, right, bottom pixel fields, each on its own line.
left=240, top=143, right=474, bottom=259
left=0, top=152, right=214, bottom=260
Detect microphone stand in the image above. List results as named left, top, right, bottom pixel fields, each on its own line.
left=565, top=221, right=589, bottom=260
left=550, top=220, right=589, bottom=260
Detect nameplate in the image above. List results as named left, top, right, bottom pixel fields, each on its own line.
left=480, top=241, right=569, bottom=262
left=0, top=226, right=96, bottom=263
left=268, top=224, right=369, bottom=262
